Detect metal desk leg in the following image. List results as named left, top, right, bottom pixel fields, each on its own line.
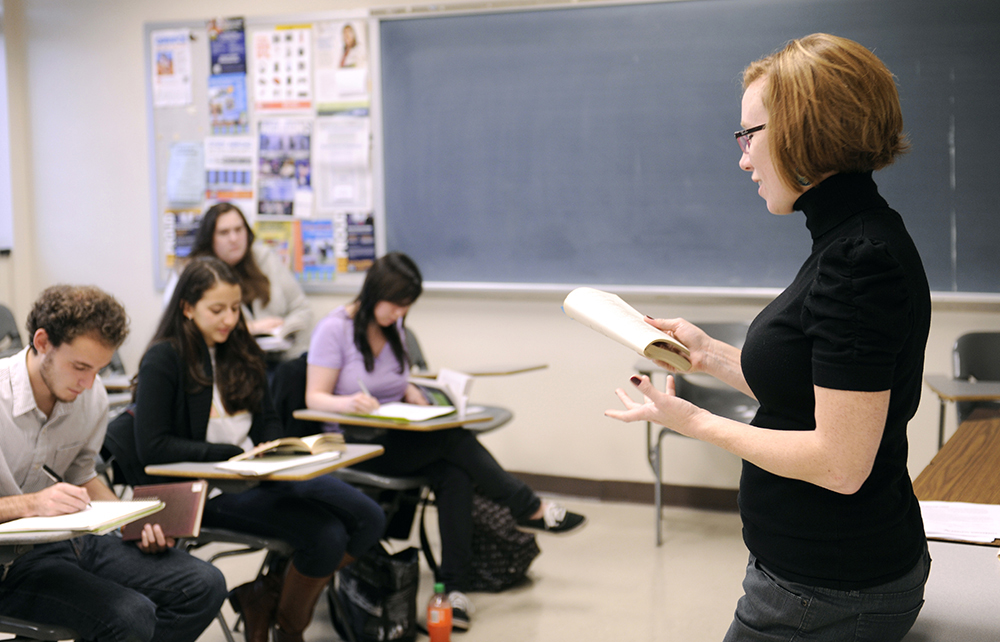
left=646, top=421, right=662, bottom=546
left=939, top=398, right=947, bottom=450
left=646, top=420, right=674, bottom=546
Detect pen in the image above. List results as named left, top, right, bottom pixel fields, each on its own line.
left=41, top=464, right=92, bottom=508
left=357, top=378, right=372, bottom=398
left=41, top=464, right=63, bottom=483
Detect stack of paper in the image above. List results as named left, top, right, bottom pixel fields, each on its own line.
left=920, top=501, right=1000, bottom=544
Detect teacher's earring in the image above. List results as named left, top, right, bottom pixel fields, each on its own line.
left=796, top=174, right=811, bottom=187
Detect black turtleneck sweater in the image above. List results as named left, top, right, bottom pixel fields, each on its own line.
left=740, top=172, right=930, bottom=590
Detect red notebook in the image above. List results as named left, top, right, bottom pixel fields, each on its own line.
left=121, top=480, right=209, bottom=541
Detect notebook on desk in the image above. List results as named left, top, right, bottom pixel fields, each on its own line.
left=0, top=500, right=164, bottom=537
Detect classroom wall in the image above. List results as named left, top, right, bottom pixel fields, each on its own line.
left=4, top=0, right=999, bottom=491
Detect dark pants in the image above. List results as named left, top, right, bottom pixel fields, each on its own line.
left=724, top=545, right=930, bottom=642
left=0, top=534, right=226, bottom=642
left=354, top=427, right=540, bottom=592
left=203, top=476, right=386, bottom=577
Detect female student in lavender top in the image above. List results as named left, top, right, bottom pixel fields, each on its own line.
left=304, top=251, right=586, bottom=632
left=608, top=34, right=930, bottom=641
left=131, top=257, right=385, bottom=642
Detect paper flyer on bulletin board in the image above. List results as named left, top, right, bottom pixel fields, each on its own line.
left=296, top=219, right=337, bottom=283
left=252, top=25, right=313, bottom=112
left=151, top=28, right=193, bottom=107
left=162, top=208, right=202, bottom=272
left=257, top=117, right=313, bottom=217
left=315, top=20, right=371, bottom=114
left=204, top=136, right=254, bottom=201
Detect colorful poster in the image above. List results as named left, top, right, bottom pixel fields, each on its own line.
left=163, top=208, right=203, bottom=269
left=257, top=118, right=312, bottom=217
left=315, top=20, right=370, bottom=114
left=208, top=17, right=246, bottom=75
left=346, top=212, right=375, bottom=272
left=296, top=219, right=336, bottom=282
left=254, top=220, right=294, bottom=268
left=151, top=29, right=193, bottom=107
left=208, top=74, right=249, bottom=134
left=252, top=26, right=313, bottom=111
left=204, top=136, right=254, bottom=200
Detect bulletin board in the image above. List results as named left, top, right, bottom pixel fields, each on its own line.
left=144, top=11, right=380, bottom=293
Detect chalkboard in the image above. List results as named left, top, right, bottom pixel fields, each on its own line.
left=380, top=0, right=1000, bottom=292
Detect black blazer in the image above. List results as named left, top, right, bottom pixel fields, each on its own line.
left=129, top=338, right=283, bottom=470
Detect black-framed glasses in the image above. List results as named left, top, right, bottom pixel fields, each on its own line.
left=734, top=124, right=766, bottom=153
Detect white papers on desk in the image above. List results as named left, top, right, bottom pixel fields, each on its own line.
left=348, top=402, right=456, bottom=423
left=920, top=501, right=1000, bottom=544
left=215, top=450, right=342, bottom=476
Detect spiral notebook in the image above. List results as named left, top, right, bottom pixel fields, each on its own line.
left=0, top=500, right=164, bottom=537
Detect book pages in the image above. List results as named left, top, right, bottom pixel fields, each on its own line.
left=563, top=287, right=691, bottom=371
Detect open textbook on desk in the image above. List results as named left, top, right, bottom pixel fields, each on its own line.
left=215, top=450, right=345, bottom=476
left=562, top=287, right=692, bottom=371
left=0, top=500, right=164, bottom=536
left=229, top=433, right=347, bottom=461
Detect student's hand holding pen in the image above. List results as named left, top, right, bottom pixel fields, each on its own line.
left=348, top=379, right=380, bottom=414
left=33, top=481, right=92, bottom=516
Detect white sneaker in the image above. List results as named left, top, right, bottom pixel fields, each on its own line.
left=447, top=591, right=474, bottom=632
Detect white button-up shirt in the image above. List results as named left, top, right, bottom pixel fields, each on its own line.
left=0, top=347, right=108, bottom=497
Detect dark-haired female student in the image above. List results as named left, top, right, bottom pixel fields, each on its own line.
left=133, top=256, right=385, bottom=642
left=304, top=251, right=586, bottom=632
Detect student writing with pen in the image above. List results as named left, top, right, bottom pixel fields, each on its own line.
left=0, top=284, right=226, bottom=642
left=39, top=463, right=92, bottom=509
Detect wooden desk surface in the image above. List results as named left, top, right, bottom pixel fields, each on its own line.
left=923, top=374, right=1000, bottom=402
left=913, top=415, right=1000, bottom=505
left=144, top=443, right=384, bottom=481
left=293, top=407, right=493, bottom=432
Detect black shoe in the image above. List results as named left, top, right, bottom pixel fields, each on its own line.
left=448, top=591, right=473, bottom=632
left=517, top=502, right=587, bottom=535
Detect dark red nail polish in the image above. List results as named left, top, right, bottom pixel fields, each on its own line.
left=630, top=376, right=642, bottom=386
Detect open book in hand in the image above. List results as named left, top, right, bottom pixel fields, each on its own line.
left=562, top=287, right=692, bottom=371
left=0, top=500, right=164, bottom=537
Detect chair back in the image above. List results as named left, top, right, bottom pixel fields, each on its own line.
left=270, top=352, right=313, bottom=438
left=0, top=304, right=22, bottom=358
left=953, top=332, right=1000, bottom=424
left=673, top=322, right=758, bottom=424
left=405, top=329, right=428, bottom=372
left=953, top=332, right=1000, bottom=382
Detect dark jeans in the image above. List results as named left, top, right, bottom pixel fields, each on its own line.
left=0, top=534, right=226, bottom=642
left=203, top=476, right=386, bottom=577
left=354, top=427, right=539, bottom=592
left=724, top=545, right=931, bottom=642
